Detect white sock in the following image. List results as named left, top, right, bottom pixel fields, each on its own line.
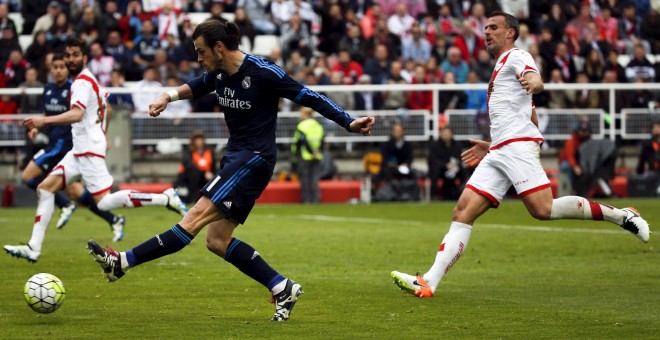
left=97, top=190, right=169, bottom=210
left=119, top=252, right=130, bottom=271
left=271, top=278, right=288, bottom=295
left=550, top=196, right=626, bottom=225
left=423, top=221, right=472, bottom=292
left=27, top=189, right=55, bottom=253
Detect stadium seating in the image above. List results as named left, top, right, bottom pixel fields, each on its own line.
left=8, top=12, right=23, bottom=35
left=251, top=35, right=279, bottom=57
left=18, top=34, right=33, bottom=53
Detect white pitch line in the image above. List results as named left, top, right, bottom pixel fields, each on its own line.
left=259, top=214, right=627, bottom=235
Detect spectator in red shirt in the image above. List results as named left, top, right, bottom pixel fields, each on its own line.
left=595, top=7, right=619, bottom=44
left=559, top=121, right=592, bottom=189
left=453, top=20, right=484, bottom=62
left=407, top=65, right=432, bottom=111
left=331, top=49, right=364, bottom=85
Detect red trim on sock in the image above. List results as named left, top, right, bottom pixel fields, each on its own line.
left=518, top=183, right=551, bottom=197
left=465, top=184, right=500, bottom=207
left=131, top=199, right=143, bottom=207
left=589, top=201, right=604, bottom=220
left=91, top=185, right=112, bottom=196
left=35, top=215, right=41, bottom=223
left=438, top=243, right=445, bottom=252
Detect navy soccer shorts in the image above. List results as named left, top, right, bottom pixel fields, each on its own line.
left=200, top=149, right=274, bottom=224
left=33, top=139, right=73, bottom=172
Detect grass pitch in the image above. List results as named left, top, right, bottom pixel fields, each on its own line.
left=0, top=199, right=658, bottom=339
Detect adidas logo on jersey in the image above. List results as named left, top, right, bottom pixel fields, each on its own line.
left=223, top=201, right=232, bottom=209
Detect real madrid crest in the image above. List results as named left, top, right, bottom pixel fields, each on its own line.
left=62, top=89, right=68, bottom=98
left=242, top=76, right=251, bottom=89
left=216, top=73, right=223, bottom=80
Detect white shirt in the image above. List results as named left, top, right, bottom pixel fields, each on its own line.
left=88, top=56, right=115, bottom=86
left=387, top=14, right=415, bottom=38
left=487, top=48, right=543, bottom=149
left=132, top=80, right=162, bottom=114
left=70, top=69, right=109, bottom=157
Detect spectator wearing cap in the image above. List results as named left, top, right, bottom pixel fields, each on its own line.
left=386, top=3, right=414, bottom=39
left=401, top=24, right=431, bottom=64
left=440, top=47, right=469, bottom=84
left=354, top=74, right=383, bottom=111
left=33, top=1, right=61, bottom=36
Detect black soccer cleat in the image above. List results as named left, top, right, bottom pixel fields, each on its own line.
left=86, top=239, right=125, bottom=282
left=271, top=279, right=303, bottom=321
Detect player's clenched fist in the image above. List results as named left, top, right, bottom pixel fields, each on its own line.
left=350, top=116, right=376, bottom=135
left=148, top=94, right=170, bottom=117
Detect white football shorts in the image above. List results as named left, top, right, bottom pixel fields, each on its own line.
left=465, top=141, right=550, bottom=206
left=49, top=151, right=114, bottom=195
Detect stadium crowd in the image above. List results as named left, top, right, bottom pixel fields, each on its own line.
left=0, top=0, right=657, bottom=119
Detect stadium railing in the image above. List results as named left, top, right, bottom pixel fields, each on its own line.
left=1, top=82, right=658, bottom=148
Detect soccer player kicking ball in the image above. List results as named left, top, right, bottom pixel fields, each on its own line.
left=391, top=12, right=650, bottom=298
left=4, top=38, right=188, bottom=263
left=19, top=53, right=125, bottom=239
left=87, top=19, right=374, bottom=322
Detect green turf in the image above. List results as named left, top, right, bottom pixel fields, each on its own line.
left=1, top=199, right=658, bottom=339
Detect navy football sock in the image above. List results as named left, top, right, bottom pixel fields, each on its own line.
left=125, top=224, right=193, bottom=268
left=78, top=190, right=116, bottom=225
left=27, top=176, right=70, bottom=208
left=224, top=238, right=285, bottom=291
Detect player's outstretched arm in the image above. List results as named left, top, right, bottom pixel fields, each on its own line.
left=461, top=138, right=490, bottom=166
left=148, top=84, right=194, bottom=117
left=349, top=116, right=376, bottom=135
left=517, top=72, right=544, bottom=95
left=24, top=106, right=84, bottom=129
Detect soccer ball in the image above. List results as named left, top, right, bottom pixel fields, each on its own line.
left=24, top=273, right=65, bottom=313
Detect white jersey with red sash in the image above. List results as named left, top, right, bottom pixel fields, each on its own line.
left=487, top=48, right=543, bottom=150
left=70, top=68, right=108, bottom=158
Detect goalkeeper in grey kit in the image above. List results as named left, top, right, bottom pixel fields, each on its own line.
left=87, top=19, right=375, bottom=321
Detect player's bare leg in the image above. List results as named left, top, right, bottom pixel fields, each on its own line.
left=392, top=188, right=491, bottom=297
left=522, top=188, right=650, bottom=242
left=4, top=174, right=63, bottom=262
left=21, top=160, right=77, bottom=229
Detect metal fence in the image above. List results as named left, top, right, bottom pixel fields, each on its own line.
left=1, top=82, right=659, bottom=147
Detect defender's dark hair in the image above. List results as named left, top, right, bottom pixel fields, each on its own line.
left=489, top=11, right=520, bottom=41
left=52, top=53, right=65, bottom=62
left=64, top=37, right=88, bottom=56
left=192, top=19, right=240, bottom=51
